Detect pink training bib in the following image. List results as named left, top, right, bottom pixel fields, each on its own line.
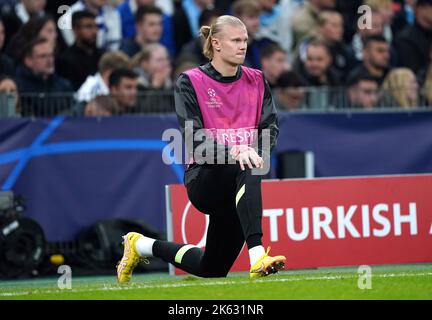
left=185, top=66, right=265, bottom=146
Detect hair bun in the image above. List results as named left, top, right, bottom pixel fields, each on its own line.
left=200, top=26, right=211, bottom=39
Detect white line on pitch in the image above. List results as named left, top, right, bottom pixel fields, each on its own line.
left=1, top=272, right=431, bottom=297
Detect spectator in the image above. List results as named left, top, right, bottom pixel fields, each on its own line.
left=344, top=72, right=379, bottom=109
left=133, top=43, right=174, bottom=112
left=109, top=68, right=139, bottom=114
left=347, top=35, right=390, bottom=86
left=56, top=11, right=105, bottom=91
left=350, top=10, right=385, bottom=62
left=132, top=43, right=172, bottom=90
left=76, top=51, right=130, bottom=102
left=293, top=39, right=340, bottom=109
left=0, top=75, right=21, bottom=116
left=5, top=15, right=58, bottom=65
left=117, top=0, right=175, bottom=57
left=365, top=0, right=395, bottom=42
left=232, top=0, right=273, bottom=69
left=175, top=8, right=222, bottom=67
left=84, top=94, right=120, bottom=116
left=61, top=0, right=122, bottom=50
left=15, top=37, right=73, bottom=116
left=0, top=19, right=14, bottom=76
left=291, top=0, right=336, bottom=50
left=0, top=0, right=46, bottom=47
left=294, top=39, right=340, bottom=87
left=119, top=5, right=163, bottom=57
left=260, top=42, right=290, bottom=88
left=318, top=10, right=356, bottom=79
left=381, top=68, right=419, bottom=108
left=273, top=70, right=306, bottom=111
left=295, top=10, right=357, bottom=81
left=172, top=0, right=215, bottom=55
left=393, top=0, right=432, bottom=74
left=255, top=0, right=297, bottom=56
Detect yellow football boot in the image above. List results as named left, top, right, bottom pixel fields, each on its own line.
left=250, top=247, right=286, bottom=279
left=116, top=232, right=148, bottom=284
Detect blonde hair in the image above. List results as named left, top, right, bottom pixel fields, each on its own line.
left=200, top=15, right=246, bottom=60
left=381, top=68, right=418, bottom=108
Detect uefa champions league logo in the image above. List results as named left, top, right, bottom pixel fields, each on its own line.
left=206, top=88, right=222, bottom=108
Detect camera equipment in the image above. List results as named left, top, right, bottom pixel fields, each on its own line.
left=0, top=191, right=46, bottom=279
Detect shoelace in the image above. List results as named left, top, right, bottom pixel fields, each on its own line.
left=117, top=237, right=150, bottom=271
left=116, top=256, right=150, bottom=273
left=265, top=246, right=271, bottom=256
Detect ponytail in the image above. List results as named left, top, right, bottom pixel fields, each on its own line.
left=200, top=26, right=213, bottom=60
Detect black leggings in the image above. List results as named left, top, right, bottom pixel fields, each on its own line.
left=153, top=164, right=264, bottom=278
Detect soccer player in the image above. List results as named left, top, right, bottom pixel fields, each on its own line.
left=117, top=15, right=286, bottom=283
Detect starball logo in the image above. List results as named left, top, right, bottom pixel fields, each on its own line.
left=205, top=88, right=222, bottom=108
left=207, top=88, right=216, bottom=98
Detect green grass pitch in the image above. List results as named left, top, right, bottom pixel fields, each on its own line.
left=1, top=264, right=432, bottom=300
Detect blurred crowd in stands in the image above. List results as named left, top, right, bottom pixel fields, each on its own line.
left=0, top=0, right=431, bottom=117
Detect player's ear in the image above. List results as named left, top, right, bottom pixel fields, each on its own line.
left=212, top=37, right=221, bottom=52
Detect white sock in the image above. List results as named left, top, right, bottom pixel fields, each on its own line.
left=249, top=245, right=265, bottom=266
left=135, top=235, right=156, bottom=257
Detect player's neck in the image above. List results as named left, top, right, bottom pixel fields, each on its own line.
left=210, top=59, right=239, bottom=77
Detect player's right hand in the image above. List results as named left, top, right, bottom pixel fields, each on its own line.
left=234, top=147, right=264, bottom=170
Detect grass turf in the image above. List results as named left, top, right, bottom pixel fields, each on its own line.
left=1, top=264, right=432, bottom=300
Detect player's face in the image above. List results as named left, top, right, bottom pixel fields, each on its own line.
left=214, top=25, right=248, bottom=66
